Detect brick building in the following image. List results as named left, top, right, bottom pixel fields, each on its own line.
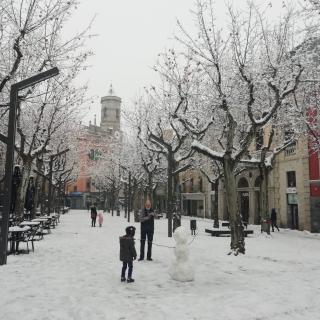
left=66, top=85, right=121, bottom=209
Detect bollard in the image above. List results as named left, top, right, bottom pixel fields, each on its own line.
left=190, top=219, right=197, bottom=235
left=134, top=210, right=140, bottom=222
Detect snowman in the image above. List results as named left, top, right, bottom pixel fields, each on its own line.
left=169, top=226, right=194, bottom=282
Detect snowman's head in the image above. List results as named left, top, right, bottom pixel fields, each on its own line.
left=173, top=226, right=188, bottom=244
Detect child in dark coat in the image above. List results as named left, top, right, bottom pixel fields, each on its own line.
left=120, top=226, right=137, bottom=283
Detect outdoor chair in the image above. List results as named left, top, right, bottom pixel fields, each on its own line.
left=42, top=220, right=52, bottom=234
left=16, top=230, right=35, bottom=254
left=35, top=225, right=44, bottom=240
left=32, top=225, right=44, bottom=241
left=50, top=217, right=56, bottom=228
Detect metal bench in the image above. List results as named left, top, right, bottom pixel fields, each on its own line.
left=221, top=221, right=248, bottom=229
left=205, top=229, right=254, bottom=237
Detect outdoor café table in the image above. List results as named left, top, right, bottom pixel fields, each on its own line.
left=20, top=221, right=40, bottom=227
left=32, top=217, right=52, bottom=233
left=8, top=226, right=31, bottom=254
left=49, top=213, right=59, bottom=225
left=32, top=217, right=50, bottom=222
left=32, top=218, right=51, bottom=226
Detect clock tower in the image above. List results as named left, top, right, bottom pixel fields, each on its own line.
left=100, top=84, right=121, bottom=134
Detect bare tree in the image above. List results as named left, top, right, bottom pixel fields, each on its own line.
left=173, top=0, right=303, bottom=254
left=0, top=0, right=93, bottom=218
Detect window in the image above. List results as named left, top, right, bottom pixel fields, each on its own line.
left=89, top=149, right=94, bottom=160
left=284, top=128, right=294, bottom=142
left=199, top=177, right=203, bottom=192
left=73, top=186, right=77, bottom=192
left=254, top=176, right=262, bottom=188
left=89, top=149, right=100, bottom=161
left=238, top=177, right=249, bottom=188
left=287, top=171, right=296, bottom=187
left=116, top=109, right=120, bottom=119
left=86, top=179, right=91, bottom=191
left=255, top=129, right=263, bottom=150
left=189, top=178, right=194, bottom=193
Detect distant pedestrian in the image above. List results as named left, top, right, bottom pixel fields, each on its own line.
left=90, top=203, right=97, bottom=227
left=98, top=211, right=104, bottom=227
left=120, top=226, right=137, bottom=283
left=271, top=208, right=280, bottom=232
left=139, top=199, right=154, bottom=261
left=86, top=201, right=91, bottom=212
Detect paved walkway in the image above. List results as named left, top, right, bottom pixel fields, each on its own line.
left=0, top=210, right=320, bottom=320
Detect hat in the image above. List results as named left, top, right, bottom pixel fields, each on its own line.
left=125, top=226, right=136, bottom=237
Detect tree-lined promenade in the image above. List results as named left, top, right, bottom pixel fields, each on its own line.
left=1, top=0, right=320, bottom=262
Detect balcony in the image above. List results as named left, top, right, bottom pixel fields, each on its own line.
left=284, top=143, right=297, bottom=157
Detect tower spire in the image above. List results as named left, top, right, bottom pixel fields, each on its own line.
left=108, top=83, right=114, bottom=96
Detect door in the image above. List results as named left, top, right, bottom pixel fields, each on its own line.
left=239, top=192, right=249, bottom=223
left=290, top=204, right=299, bottom=229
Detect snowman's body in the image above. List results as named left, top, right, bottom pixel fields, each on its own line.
left=169, top=226, right=194, bottom=282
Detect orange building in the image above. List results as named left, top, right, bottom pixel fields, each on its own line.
left=66, top=85, right=121, bottom=209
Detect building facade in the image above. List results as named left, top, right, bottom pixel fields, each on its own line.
left=180, top=131, right=320, bottom=233
left=66, top=85, right=121, bottom=209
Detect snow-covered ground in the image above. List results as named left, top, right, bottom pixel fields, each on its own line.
left=1, top=210, right=320, bottom=320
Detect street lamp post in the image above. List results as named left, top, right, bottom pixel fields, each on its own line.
left=0, top=67, right=59, bottom=265
left=127, top=171, right=132, bottom=223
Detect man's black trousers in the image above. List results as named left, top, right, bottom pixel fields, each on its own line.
left=140, top=228, right=154, bottom=259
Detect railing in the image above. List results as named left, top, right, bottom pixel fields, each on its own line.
left=284, top=143, right=297, bottom=157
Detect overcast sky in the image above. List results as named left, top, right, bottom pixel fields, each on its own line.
left=67, top=0, right=285, bottom=125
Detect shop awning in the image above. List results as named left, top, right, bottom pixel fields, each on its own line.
left=181, top=193, right=205, bottom=200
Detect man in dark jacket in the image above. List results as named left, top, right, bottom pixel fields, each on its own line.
left=271, top=208, right=280, bottom=232
left=90, top=203, right=97, bottom=227
left=139, top=200, right=154, bottom=261
left=120, top=226, right=137, bottom=283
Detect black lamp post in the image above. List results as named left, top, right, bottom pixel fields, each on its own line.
left=0, top=67, right=59, bottom=265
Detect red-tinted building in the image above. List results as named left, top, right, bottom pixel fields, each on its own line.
left=66, top=85, right=121, bottom=209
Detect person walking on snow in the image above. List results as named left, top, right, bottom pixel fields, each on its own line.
left=139, top=199, right=154, bottom=261
left=271, top=208, right=280, bottom=232
left=120, top=226, right=137, bottom=283
left=98, top=211, right=104, bottom=227
left=90, top=203, right=98, bottom=227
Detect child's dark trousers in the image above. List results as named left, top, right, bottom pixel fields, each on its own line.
left=121, top=261, right=133, bottom=279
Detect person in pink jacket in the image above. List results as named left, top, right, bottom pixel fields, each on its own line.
left=98, top=211, right=104, bottom=227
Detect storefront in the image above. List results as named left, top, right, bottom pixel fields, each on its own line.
left=181, top=193, right=206, bottom=218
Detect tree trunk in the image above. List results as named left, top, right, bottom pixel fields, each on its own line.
left=124, top=183, right=128, bottom=218
left=173, top=169, right=181, bottom=231
left=40, top=175, right=46, bottom=215
left=33, top=158, right=42, bottom=218
left=260, top=165, right=271, bottom=234
left=15, top=159, right=32, bottom=219
left=147, top=172, right=153, bottom=203
left=213, top=179, right=219, bottom=228
left=167, top=153, right=173, bottom=237
left=47, top=156, right=53, bottom=214
left=223, top=157, right=245, bottom=255
left=127, top=173, right=131, bottom=222
left=152, top=185, right=157, bottom=210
